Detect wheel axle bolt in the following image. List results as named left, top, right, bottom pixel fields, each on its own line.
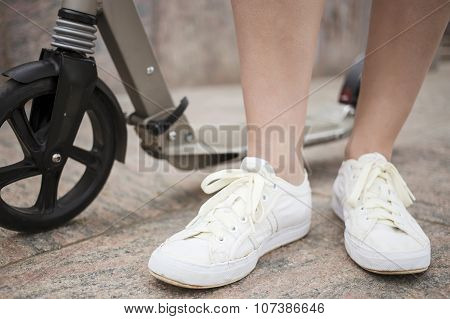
left=168, top=131, right=177, bottom=141
left=52, top=153, right=62, bottom=163
left=146, top=66, right=155, bottom=75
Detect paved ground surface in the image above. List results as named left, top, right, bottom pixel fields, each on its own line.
left=0, top=64, right=449, bottom=298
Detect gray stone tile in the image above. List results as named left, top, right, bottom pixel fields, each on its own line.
left=0, top=64, right=449, bottom=298
left=0, top=196, right=447, bottom=298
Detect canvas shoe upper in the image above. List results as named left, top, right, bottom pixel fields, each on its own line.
left=149, top=157, right=311, bottom=288
left=332, top=153, right=430, bottom=273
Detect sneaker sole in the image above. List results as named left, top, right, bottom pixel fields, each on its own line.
left=149, top=220, right=311, bottom=289
left=360, top=267, right=428, bottom=275
left=149, top=271, right=229, bottom=289
left=331, top=194, right=430, bottom=275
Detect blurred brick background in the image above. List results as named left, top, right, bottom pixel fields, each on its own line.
left=1, top=0, right=371, bottom=92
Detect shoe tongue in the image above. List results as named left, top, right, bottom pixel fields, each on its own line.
left=356, top=153, right=389, bottom=193
left=195, top=158, right=269, bottom=241
left=358, top=152, right=387, bottom=164
left=357, top=153, right=396, bottom=217
left=241, top=157, right=274, bottom=174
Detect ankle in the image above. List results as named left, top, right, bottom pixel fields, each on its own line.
left=345, top=140, right=392, bottom=161
left=247, top=130, right=305, bottom=185
left=246, top=152, right=305, bottom=186
left=277, top=170, right=305, bottom=186
left=264, top=156, right=306, bottom=186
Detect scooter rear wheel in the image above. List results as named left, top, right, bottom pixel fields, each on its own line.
left=0, top=77, right=116, bottom=232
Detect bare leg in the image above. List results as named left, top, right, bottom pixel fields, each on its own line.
left=231, top=0, right=324, bottom=184
left=346, top=0, right=450, bottom=160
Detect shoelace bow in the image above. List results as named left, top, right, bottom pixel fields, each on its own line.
left=186, top=169, right=272, bottom=240
left=347, top=161, right=415, bottom=223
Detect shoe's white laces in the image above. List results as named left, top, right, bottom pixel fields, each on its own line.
left=186, top=169, right=272, bottom=240
left=347, top=161, right=415, bottom=223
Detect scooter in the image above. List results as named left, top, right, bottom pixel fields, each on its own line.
left=0, top=0, right=362, bottom=232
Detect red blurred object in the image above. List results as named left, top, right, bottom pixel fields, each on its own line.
left=340, top=87, right=352, bottom=103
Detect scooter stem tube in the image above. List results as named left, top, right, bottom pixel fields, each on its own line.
left=97, top=0, right=176, bottom=119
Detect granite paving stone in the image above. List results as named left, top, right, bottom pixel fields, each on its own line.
left=0, top=64, right=448, bottom=298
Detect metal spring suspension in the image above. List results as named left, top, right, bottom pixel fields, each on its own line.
left=51, top=18, right=97, bottom=55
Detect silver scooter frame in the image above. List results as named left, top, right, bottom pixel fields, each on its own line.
left=61, top=0, right=249, bottom=170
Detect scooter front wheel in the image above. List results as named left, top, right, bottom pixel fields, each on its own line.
left=0, top=77, right=116, bottom=232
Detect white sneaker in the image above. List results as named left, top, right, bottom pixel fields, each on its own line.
left=149, top=157, right=311, bottom=288
left=332, top=153, right=430, bottom=274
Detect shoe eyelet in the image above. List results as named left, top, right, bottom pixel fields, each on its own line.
left=218, top=237, right=225, bottom=242
left=272, top=183, right=277, bottom=189
left=262, top=194, right=268, bottom=201
left=241, top=217, right=247, bottom=223
left=231, top=226, right=237, bottom=232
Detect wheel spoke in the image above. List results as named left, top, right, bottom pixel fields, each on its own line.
left=0, top=160, right=39, bottom=188
left=68, top=146, right=101, bottom=169
left=8, top=107, right=41, bottom=156
left=34, top=170, right=61, bottom=211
